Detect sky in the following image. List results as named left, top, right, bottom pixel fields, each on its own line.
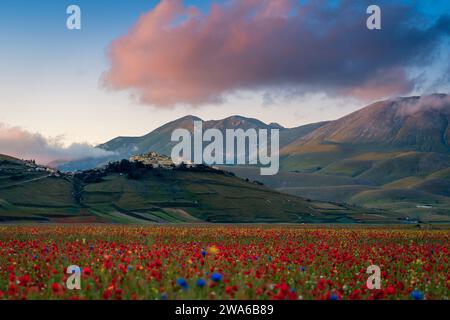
left=0, top=0, right=449, bottom=163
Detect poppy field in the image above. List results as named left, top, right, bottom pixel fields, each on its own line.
left=0, top=225, right=449, bottom=300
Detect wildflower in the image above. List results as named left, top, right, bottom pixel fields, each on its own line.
left=410, top=290, right=424, bottom=300
left=51, top=283, right=62, bottom=294
left=8, top=283, right=16, bottom=295
left=208, top=245, right=219, bottom=255
left=386, top=285, right=396, bottom=295
left=83, top=267, right=92, bottom=276
left=330, top=293, right=339, bottom=300
left=210, top=272, right=223, bottom=282
left=176, top=277, right=188, bottom=289
left=18, top=274, right=31, bottom=286
left=197, top=279, right=206, bottom=288
left=103, top=288, right=113, bottom=300
left=160, top=292, right=168, bottom=300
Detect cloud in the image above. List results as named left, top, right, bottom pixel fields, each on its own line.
left=0, top=124, right=116, bottom=165
left=103, top=0, right=450, bottom=107
left=395, top=94, right=450, bottom=116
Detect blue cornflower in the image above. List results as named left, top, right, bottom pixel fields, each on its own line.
left=330, top=294, right=339, bottom=300
left=410, top=290, right=424, bottom=300
left=196, top=278, right=206, bottom=288
left=210, top=272, right=222, bottom=282
left=177, top=277, right=188, bottom=289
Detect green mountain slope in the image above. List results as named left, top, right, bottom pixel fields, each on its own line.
left=232, top=95, right=450, bottom=220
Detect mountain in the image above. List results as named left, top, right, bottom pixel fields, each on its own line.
left=49, top=94, right=450, bottom=221
left=99, top=115, right=328, bottom=156
left=0, top=154, right=379, bottom=224
left=226, top=94, right=450, bottom=221
left=283, top=94, right=450, bottom=155
left=280, top=94, right=450, bottom=172
left=57, top=115, right=328, bottom=171
left=98, top=115, right=202, bottom=157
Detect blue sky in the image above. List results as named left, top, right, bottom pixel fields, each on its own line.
left=0, top=0, right=449, bottom=148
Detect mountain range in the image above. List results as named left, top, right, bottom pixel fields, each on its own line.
left=55, top=115, right=327, bottom=171
left=33, top=94, right=450, bottom=222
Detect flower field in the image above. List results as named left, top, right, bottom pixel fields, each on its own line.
left=0, top=225, right=449, bottom=300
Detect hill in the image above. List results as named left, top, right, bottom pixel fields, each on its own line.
left=228, top=95, right=450, bottom=220
left=1, top=155, right=381, bottom=224
left=36, top=94, right=450, bottom=221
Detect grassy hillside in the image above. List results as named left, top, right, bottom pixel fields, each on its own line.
left=226, top=150, right=450, bottom=222
left=81, top=170, right=320, bottom=223
left=261, top=95, right=450, bottom=220
left=1, top=155, right=383, bottom=224
left=0, top=155, right=80, bottom=222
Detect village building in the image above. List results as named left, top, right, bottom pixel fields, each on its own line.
left=129, top=152, right=174, bottom=169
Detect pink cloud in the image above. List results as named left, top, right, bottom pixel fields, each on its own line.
left=345, top=68, right=414, bottom=101
left=0, top=124, right=115, bottom=165
left=103, top=0, right=450, bottom=107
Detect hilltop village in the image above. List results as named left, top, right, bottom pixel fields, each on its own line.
left=129, top=152, right=178, bottom=169
left=73, top=151, right=232, bottom=184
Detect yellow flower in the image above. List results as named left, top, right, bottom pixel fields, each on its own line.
left=208, top=245, right=219, bottom=255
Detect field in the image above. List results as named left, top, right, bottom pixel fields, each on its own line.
left=0, top=225, right=449, bottom=300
